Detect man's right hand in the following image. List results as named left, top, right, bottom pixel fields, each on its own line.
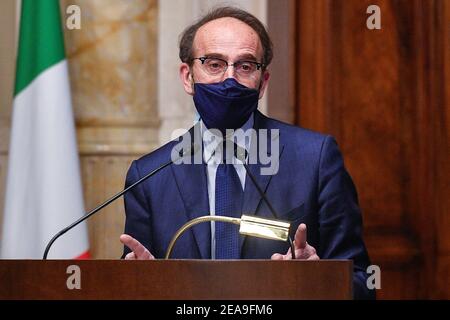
left=120, top=234, right=155, bottom=260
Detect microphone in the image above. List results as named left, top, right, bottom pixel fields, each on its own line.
left=232, top=142, right=296, bottom=259
left=42, top=143, right=198, bottom=260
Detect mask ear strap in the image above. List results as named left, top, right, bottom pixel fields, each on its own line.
left=190, top=72, right=196, bottom=94
left=258, top=79, right=263, bottom=92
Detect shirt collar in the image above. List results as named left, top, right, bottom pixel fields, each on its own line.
left=201, top=113, right=254, bottom=164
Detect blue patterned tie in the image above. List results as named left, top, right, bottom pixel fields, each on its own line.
left=215, top=158, right=243, bottom=259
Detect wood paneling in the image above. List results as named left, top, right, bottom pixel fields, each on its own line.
left=0, top=260, right=353, bottom=300
left=431, top=0, right=450, bottom=298
left=267, top=0, right=297, bottom=124
left=293, top=0, right=449, bottom=299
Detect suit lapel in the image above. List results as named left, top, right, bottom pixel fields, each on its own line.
left=170, top=124, right=211, bottom=259
left=241, top=161, right=273, bottom=216
left=240, top=111, right=285, bottom=252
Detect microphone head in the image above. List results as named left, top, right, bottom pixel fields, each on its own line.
left=239, top=214, right=291, bottom=242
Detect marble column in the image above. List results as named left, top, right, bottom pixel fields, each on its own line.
left=0, top=0, right=18, bottom=241
left=62, top=0, right=159, bottom=258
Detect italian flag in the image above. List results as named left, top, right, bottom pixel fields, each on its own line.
left=1, top=0, right=89, bottom=259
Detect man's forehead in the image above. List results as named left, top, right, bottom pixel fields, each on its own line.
left=193, top=17, right=263, bottom=58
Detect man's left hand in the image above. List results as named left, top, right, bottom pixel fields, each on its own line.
left=271, top=223, right=320, bottom=260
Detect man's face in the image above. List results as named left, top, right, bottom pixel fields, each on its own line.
left=180, top=17, right=270, bottom=99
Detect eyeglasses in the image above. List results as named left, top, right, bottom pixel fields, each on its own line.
left=192, top=56, right=264, bottom=79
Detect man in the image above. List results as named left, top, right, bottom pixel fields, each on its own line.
left=120, top=7, right=374, bottom=300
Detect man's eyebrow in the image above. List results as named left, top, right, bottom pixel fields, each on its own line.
left=235, top=53, right=259, bottom=61
left=203, top=53, right=260, bottom=61
left=203, top=53, right=227, bottom=59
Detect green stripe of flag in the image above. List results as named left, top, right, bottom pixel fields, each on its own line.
left=14, top=0, right=66, bottom=96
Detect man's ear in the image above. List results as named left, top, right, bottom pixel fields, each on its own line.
left=258, top=70, right=271, bottom=99
left=180, top=63, right=195, bottom=96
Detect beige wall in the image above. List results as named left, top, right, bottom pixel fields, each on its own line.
left=61, top=0, right=159, bottom=258
left=0, top=0, right=18, bottom=242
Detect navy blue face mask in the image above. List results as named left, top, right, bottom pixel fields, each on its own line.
left=193, top=78, right=260, bottom=132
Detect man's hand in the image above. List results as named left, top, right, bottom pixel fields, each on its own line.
left=271, top=223, right=320, bottom=260
left=120, top=234, right=155, bottom=260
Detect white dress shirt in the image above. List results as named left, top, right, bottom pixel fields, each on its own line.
left=201, top=114, right=254, bottom=259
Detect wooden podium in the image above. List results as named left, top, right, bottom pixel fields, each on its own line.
left=0, top=260, right=352, bottom=300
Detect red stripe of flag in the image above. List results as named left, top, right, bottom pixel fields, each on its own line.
left=75, top=250, right=90, bottom=260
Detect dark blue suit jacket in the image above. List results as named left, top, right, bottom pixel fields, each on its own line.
left=123, top=111, right=375, bottom=299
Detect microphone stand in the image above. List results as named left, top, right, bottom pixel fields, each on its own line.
left=43, top=145, right=195, bottom=259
